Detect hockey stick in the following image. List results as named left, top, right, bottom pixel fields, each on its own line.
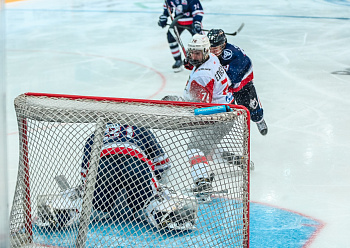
left=166, top=22, right=245, bottom=36
left=165, top=1, right=187, bottom=57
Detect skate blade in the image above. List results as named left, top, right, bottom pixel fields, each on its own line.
left=173, top=66, right=183, bottom=73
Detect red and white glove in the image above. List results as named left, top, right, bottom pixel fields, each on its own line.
left=183, top=58, right=194, bottom=70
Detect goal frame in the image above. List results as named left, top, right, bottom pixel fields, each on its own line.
left=13, top=92, right=251, bottom=247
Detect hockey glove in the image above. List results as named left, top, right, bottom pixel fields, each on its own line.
left=158, top=15, right=167, bottom=28
left=183, top=58, right=194, bottom=70
left=192, top=21, right=202, bottom=34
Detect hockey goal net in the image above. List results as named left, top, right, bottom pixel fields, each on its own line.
left=10, top=93, right=250, bottom=248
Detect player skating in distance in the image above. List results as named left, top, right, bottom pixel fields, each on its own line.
left=158, top=0, right=204, bottom=72
left=207, top=29, right=268, bottom=135
left=36, top=123, right=198, bottom=231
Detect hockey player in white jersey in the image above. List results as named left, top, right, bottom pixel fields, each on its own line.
left=183, top=34, right=239, bottom=193
left=184, top=34, right=233, bottom=105
left=36, top=124, right=198, bottom=231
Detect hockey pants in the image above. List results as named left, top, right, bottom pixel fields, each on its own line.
left=92, top=154, right=154, bottom=214
left=234, top=81, right=264, bottom=122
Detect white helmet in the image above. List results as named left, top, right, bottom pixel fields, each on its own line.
left=187, top=34, right=210, bottom=67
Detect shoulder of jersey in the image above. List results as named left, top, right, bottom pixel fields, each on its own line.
left=209, top=54, right=221, bottom=65
left=194, top=55, right=217, bottom=73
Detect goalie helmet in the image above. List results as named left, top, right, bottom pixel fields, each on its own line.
left=207, top=29, right=227, bottom=57
left=187, top=34, right=211, bottom=67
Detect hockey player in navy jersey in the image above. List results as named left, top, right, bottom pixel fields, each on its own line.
left=37, top=123, right=197, bottom=231
left=207, top=29, right=268, bottom=135
left=158, top=0, right=204, bottom=72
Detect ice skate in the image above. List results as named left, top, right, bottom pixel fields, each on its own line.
left=256, top=119, right=268, bottom=135
left=172, top=59, right=183, bottom=73
left=192, top=178, right=213, bottom=193
left=222, top=151, right=255, bottom=170
left=140, top=187, right=198, bottom=231
left=188, top=178, right=216, bottom=203
left=222, top=151, right=245, bottom=167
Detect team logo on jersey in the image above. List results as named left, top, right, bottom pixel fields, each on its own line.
left=249, top=98, right=259, bottom=109
left=222, top=49, right=233, bottom=60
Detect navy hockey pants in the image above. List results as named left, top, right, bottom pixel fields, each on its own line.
left=234, top=81, right=264, bottom=122
left=92, top=154, right=154, bottom=214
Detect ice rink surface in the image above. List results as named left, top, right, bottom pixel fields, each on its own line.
left=5, top=0, right=350, bottom=247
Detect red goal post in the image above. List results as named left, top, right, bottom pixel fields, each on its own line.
left=10, top=92, right=251, bottom=248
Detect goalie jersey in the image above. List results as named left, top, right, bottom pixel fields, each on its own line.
left=81, top=124, right=171, bottom=187
left=184, top=53, right=233, bottom=104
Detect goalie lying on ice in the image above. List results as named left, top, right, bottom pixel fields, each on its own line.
left=37, top=124, right=198, bottom=231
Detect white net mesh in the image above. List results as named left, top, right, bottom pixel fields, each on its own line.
left=10, top=93, right=250, bottom=248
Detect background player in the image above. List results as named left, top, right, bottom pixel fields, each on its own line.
left=207, top=29, right=268, bottom=135
left=158, top=0, right=204, bottom=72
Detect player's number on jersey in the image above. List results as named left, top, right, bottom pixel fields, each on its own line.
left=201, top=92, right=209, bottom=102
left=105, top=124, right=134, bottom=139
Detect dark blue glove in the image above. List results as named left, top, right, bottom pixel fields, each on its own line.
left=158, top=15, right=167, bottom=28
left=192, top=21, right=202, bottom=34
